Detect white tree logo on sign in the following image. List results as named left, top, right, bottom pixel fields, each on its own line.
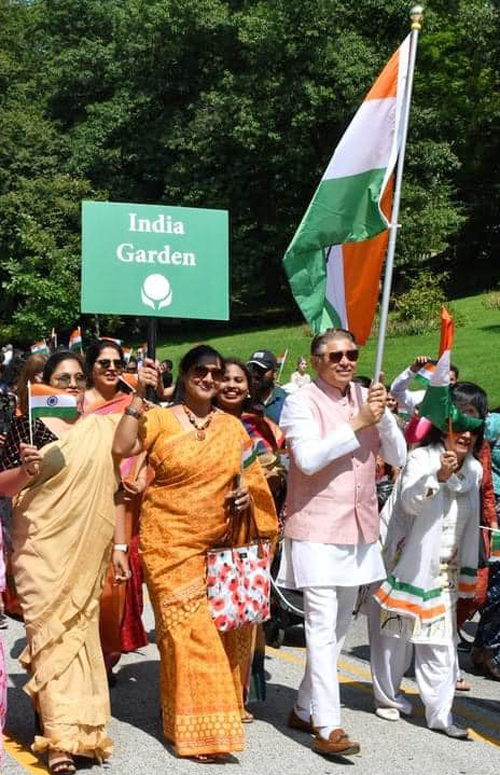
left=141, top=274, right=173, bottom=310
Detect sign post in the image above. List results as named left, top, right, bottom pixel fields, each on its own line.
left=81, top=201, right=230, bottom=398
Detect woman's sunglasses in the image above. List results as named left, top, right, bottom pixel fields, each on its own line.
left=53, top=373, right=87, bottom=388
left=96, top=358, right=124, bottom=370
left=192, top=365, right=224, bottom=382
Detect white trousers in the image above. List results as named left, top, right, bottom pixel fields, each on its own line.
left=368, top=599, right=457, bottom=730
left=297, top=585, right=358, bottom=728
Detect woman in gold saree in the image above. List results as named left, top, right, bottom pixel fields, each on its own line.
left=0, top=351, right=129, bottom=774
left=113, top=345, right=278, bottom=762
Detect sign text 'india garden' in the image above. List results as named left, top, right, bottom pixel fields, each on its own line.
left=81, top=201, right=229, bottom=319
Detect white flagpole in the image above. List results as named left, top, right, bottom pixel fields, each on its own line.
left=373, top=5, right=423, bottom=382
left=28, top=380, right=34, bottom=446
left=277, top=349, right=289, bottom=383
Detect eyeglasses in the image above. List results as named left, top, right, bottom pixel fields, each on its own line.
left=53, top=373, right=87, bottom=388
left=317, top=350, right=359, bottom=363
left=192, top=365, right=224, bottom=382
left=96, top=358, right=124, bottom=370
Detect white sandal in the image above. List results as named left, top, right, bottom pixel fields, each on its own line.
left=375, top=707, right=401, bottom=721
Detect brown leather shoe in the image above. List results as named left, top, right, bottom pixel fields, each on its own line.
left=313, top=728, right=360, bottom=757
left=287, top=708, right=316, bottom=734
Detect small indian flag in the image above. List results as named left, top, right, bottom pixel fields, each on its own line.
left=283, top=35, right=411, bottom=344
left=69, top=326, right=82, bottom=352
left=122, top=346, right=132, bottom=364
left=29, top=383, right=79, bottom=420
left=419, top=350, right=483, bottom=433
left=242, top=438, right=257, bottom=471
left=31, top=339, right=50, bottom=355
left=413, top=362, right=436, bottom=389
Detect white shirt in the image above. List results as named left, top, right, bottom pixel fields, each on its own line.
left=277, top=386, right=407, bottom=589
left=390, top=367, right=425, bottom=415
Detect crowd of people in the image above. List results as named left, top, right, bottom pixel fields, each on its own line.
left=0, top=331, right=498, bottom=770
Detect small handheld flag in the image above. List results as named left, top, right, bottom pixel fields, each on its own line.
left=419, top=350, right=483, bottom=434
left=277, top=350, right=288, bottom=383
left=31, top=340, right=50, bottom=355
left=29, top=383, right=79, bottom=421
left=69, top=326, right=83, bottom=352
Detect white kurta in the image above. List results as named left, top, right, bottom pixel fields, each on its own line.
left=277, top=402, right=407, bottom=589
left=390, top=366, right=425, bottom=415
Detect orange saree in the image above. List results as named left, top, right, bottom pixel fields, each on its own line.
left=139, top=407, right=278, bottom=757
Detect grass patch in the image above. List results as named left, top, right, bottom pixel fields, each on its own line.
left=151, top=293, right=500, bottom=407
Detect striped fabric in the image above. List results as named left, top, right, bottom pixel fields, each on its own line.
left=284, top=35, right=411, bottom=343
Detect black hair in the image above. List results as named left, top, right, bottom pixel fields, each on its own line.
left=1, top=357, right=24, bottom=389
left=85, top=339, right=124, bottom=386
left=425, top=381, right=487, bottom=455
left=215, top=357, right=255, bottom=413
left=43, top=351, right=85, bottom=384
left=173, top=345, right=225, bottom=404
left=161, top=359, right=173, bottom=371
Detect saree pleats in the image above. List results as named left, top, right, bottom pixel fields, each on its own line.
left=139, top=409, right=277, bottom=757
left=12, top=414, right=120, bottom=758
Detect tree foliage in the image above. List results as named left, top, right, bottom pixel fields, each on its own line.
left=0, top=0, right=499, bottom=339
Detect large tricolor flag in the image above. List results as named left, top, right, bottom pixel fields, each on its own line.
left=283, top=35, right=411, bottom=344
left=29, top=383, right=79, bottom=421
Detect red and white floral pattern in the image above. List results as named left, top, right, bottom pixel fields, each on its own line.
left=207, top=542, right=271, bottom=631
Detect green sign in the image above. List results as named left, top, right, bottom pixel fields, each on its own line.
left=81, top=201, right=229, bottom=320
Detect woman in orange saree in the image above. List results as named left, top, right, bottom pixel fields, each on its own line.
left=113, top=345, right=278, bottom=761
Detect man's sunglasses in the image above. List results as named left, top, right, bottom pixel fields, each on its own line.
left=96, top=358, right=124, bottom=370
left=318, top=350, right=359, bottom=363
left=193, top=365, right=224, bottom=382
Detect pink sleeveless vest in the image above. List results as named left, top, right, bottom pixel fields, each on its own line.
left=284, top=378, right=380, bottom=545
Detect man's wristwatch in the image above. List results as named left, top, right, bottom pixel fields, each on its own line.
left=113, top=543, right=129, bottom=553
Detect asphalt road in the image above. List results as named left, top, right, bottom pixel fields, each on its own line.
left=2, top=595, right=500, bottom=775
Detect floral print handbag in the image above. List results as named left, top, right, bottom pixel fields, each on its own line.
left=206, top=541, right=272, bottom=631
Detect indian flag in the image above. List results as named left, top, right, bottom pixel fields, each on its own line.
left=242, top=437, right=257, bottom=471
left=31, top=339, right=49, bottom=355
left=439, top=306, right=454, bottom=357
left=122, top=346, right=133, bottom=364
left=413, top=362, right=436, bottom=389
left=283, top=35, right=411, bottom=344
left=419, top=350, right=483, bottom=433
left=29, top=383, right=79, bottom=420
left=69, top=326, right=82, bottom=352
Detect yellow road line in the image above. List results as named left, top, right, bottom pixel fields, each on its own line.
left=266, top=646, right=500, bottom=747
left=2, top=731, right=48, bottom=774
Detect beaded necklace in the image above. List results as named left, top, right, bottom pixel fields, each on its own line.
left=182, top=403, right=215, bottom=441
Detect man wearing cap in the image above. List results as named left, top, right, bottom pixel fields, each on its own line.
left=247, top=350, right=287, bottom=425
left=277, top=327, right=406, bottom=759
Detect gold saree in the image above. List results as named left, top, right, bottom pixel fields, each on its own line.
left=139, top=408, right=278, bottom=757
left=11, top=414, right=121, bottom=759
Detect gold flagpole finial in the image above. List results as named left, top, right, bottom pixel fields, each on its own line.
left=410, top=5, right=424, bottom=30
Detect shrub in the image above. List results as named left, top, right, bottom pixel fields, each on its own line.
left=482, top=291, right=500, bottom=310
left=390, top=271, right=449, bottom=336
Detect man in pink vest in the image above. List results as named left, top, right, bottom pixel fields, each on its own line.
left=277, top=327, right=406, bottom=758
